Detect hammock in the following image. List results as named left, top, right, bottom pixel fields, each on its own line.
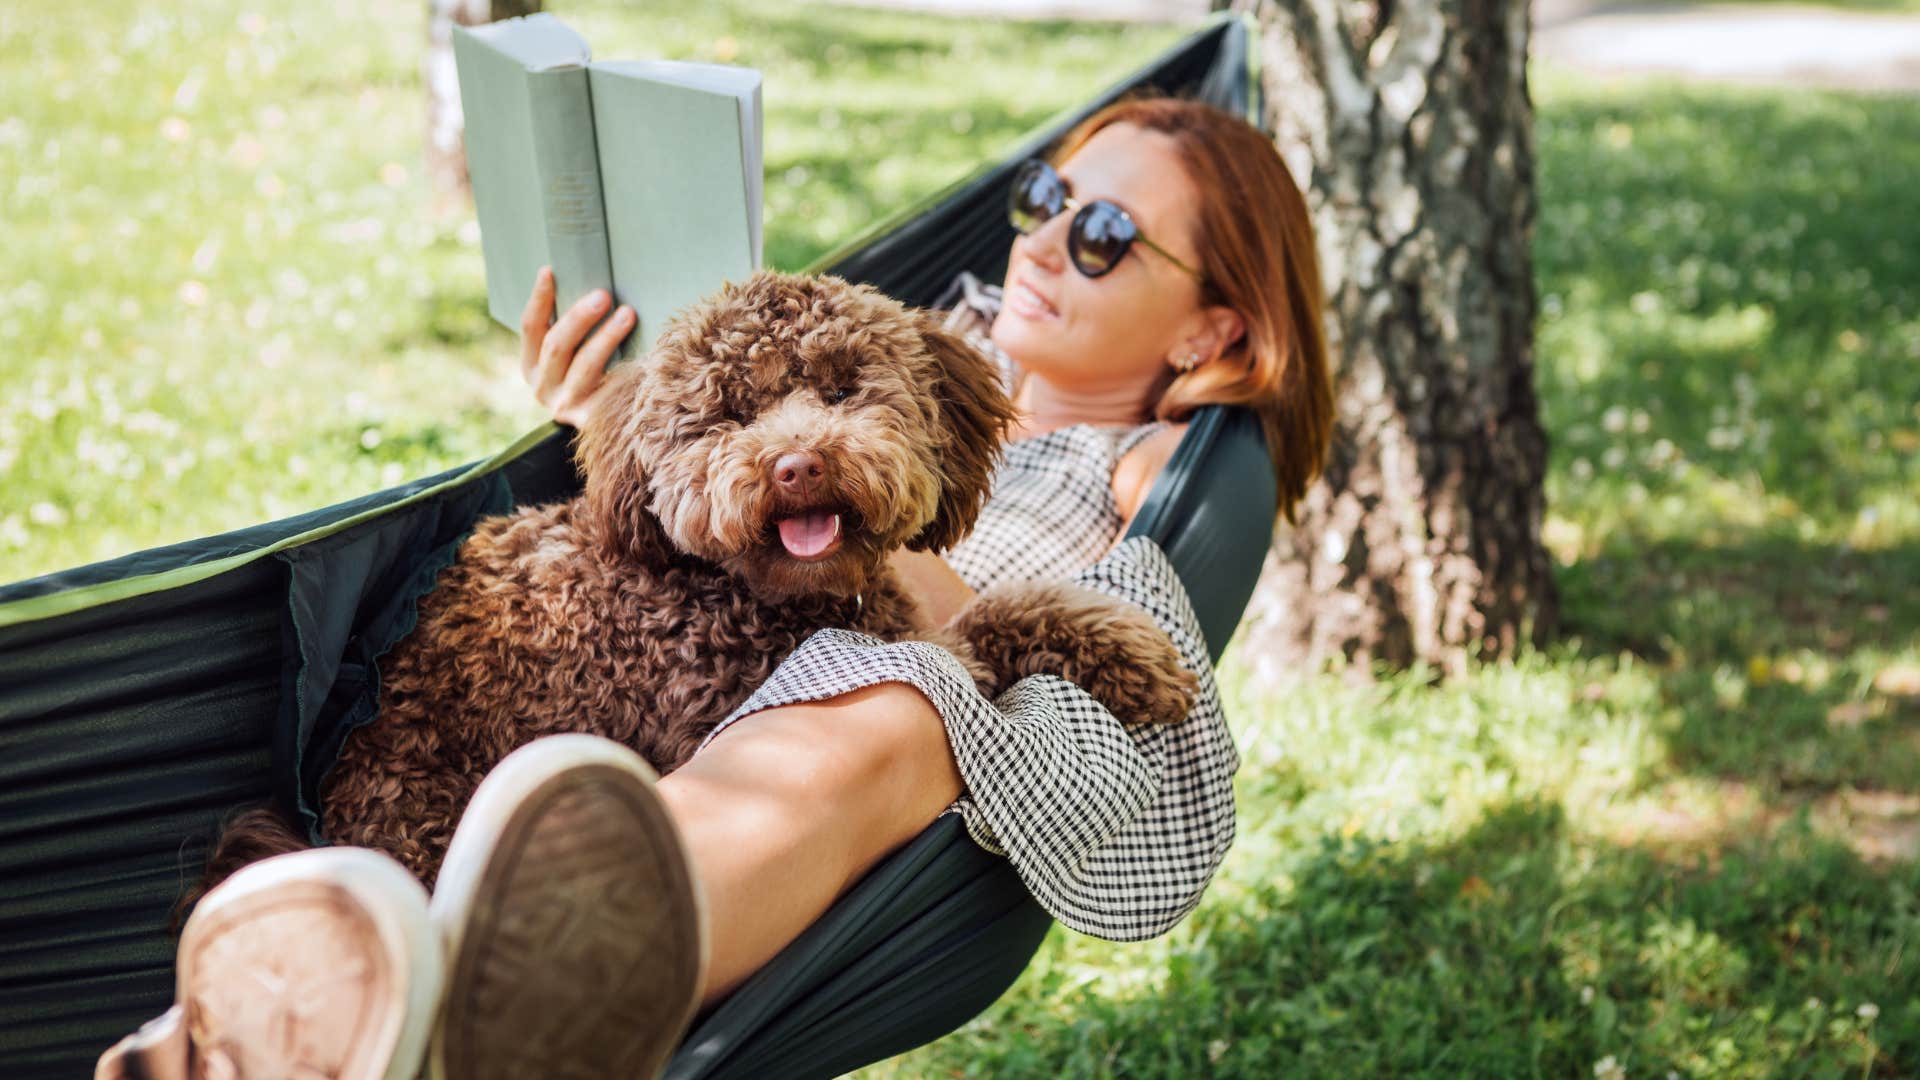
left=0, top=14, right=1270, bottom=1077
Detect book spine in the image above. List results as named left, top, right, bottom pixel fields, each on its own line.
left=525, top=67, right=622, bottom=361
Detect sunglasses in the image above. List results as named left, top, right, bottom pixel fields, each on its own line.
left=1007, top=158, right=1206, bottom=284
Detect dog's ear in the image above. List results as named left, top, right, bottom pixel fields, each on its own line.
left=575, top=362, right=673, bottom=563
left=909, top=316, right=1018, bottom=553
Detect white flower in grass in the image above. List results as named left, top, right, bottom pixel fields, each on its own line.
left=1580, top=985, right=1595, bottom=1006
left=1858, top=1002, right=1879, bottom=1021
left=1594, top=1054, right=1626, bottom=1080
left=1804, top=996, right=1822, bottom=1011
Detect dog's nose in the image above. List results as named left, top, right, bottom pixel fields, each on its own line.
left=773, top=450, right=826, bottom=496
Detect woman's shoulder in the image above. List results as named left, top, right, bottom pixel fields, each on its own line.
left=1111, top=421, right=1187, bottom=525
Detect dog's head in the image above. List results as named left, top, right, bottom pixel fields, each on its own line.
left=576, top=271, right=1015, bottom=601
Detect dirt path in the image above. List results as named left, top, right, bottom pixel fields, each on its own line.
left=1535, top=0, right=1920, bottom=93
left=818, top=0, right=1920, bottom=92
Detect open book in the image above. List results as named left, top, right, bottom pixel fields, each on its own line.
left=453, top=14, right=763, bottom=359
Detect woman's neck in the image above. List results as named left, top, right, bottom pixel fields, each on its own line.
left=1012, top=373, right=1156, bottom=439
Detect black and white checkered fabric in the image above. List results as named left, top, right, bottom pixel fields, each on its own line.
left=695, top=538, right=1236, bottom=941
left=945, top=423, right=1167, bottom=594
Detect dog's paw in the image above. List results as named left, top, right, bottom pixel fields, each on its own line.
left=914, top=624, right=1001, bottom=699
left=946, top=581, right=1198, bottom=725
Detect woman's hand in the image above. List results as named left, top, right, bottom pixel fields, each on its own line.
left=519, top=266, right=636, bottom=428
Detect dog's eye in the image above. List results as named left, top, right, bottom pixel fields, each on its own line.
left=723, top=402, right=753, bottom=426
left=823, top=387, right=851, bottom=406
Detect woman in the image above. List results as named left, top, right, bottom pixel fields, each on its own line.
left=101, top=97, right=1332, bottom=1079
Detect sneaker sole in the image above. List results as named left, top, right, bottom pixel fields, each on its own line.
left=429, top=735, right=708, bottom=1080
left=166, top=848, right=441, bottom=1080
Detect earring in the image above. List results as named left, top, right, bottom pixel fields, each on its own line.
left=1174, top=350, right=1202, bottom=373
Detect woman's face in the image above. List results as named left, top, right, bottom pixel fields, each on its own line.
left=990, top=123, right=1213, bottom=395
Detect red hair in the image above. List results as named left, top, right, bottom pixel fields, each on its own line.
left=1052, top=97, right=1333, bottom=525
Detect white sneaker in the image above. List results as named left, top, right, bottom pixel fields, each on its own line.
left=429, top=734, right=708, bottom=1080
left=96, top=847, right=443, bottom=1080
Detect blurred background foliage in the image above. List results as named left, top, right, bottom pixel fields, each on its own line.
left=2, top=0, right=1917, bottom=1075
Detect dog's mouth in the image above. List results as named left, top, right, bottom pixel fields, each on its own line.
left=772, top=506, right=849, bottom=562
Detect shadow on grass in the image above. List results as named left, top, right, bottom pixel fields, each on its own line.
left=913, top=800, right=1918, bottom=1077
left=1555, top=534, right=1920, bottom=794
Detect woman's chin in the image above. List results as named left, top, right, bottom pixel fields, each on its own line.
left=990, top=311, right=1058, bottom=363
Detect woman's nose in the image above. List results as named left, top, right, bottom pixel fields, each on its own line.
left=1015, top=212, right=1071, bottom=273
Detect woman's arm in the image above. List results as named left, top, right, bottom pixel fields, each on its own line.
left=889, top=547, right=977, bottom=630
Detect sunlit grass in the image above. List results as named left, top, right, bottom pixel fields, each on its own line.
left=0, top=0, right=1178, bottom=581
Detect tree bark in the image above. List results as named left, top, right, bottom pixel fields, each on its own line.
left=425, top=0, right=543, bottom=216
left=1228, top=0, right=1559, bottom=683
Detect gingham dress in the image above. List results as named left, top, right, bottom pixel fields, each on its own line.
left=691, top=278, right=1239, bottom=942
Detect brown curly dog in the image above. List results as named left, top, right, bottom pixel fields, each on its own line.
left=203, top=270, right=1195, bottom=892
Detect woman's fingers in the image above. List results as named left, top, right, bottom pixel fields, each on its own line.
left=533, top=286, right=614, bottom=406
left=516, top=269, right=631, bottom=426
left=552, top=304, right=635, bottom=428
left=518, top=267, right=556, bottom=385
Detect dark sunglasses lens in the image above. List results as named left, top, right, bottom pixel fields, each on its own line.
left=1009, top=161, right=1063, bottom=234
left=1069, top=202, right=1136, bottom=277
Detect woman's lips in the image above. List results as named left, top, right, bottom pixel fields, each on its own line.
left=1006, top=279, right=1058, bottom=320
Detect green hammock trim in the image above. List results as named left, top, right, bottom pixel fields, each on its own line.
left=0, top=422, right=560, bottom=630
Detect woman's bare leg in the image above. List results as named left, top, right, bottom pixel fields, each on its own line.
left=656, top=682, right=963, bottom=1007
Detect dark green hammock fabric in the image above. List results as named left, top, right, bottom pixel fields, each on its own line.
left=0, top=16, right=1269, bottom=1077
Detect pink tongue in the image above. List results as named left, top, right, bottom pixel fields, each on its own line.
left=777, top=511, right=840, bottom=557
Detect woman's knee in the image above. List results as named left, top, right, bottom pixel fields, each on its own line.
left=706, top=683, right=957, bottom=814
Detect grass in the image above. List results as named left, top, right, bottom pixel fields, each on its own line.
left=0, top=0, right=1176, bottom=580
left=5, top=1, right=1920, bottom=1076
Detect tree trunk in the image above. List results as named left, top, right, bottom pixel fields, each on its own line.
left=1228, top=0, right=1559, bottom=683
left=425, top=0, right=543, bottom=216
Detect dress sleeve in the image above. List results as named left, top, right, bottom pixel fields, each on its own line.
left=690, top=537, right=1239, bottom=942
left=957, top=536, right=1240, bottom=940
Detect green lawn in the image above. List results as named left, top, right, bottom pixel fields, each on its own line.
left=5, top=2, right=1918, bottom=1076
left=0, top=0, right=1176, bottom=580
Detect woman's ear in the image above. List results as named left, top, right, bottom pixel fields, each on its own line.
left=1169, top=305, right=1248, bottom=369
left=575, top=361, right=672, bottom=563
left=910, top=317, right=1019, bottom=553
left=1206, top=305, right=1247, bottom=357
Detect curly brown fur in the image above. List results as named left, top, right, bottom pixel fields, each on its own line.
left=936, top=581, right=1199, bottom=727
left=207, top=271, right=1017, bottom=889
left=174, top=806, right=312, bottom=931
